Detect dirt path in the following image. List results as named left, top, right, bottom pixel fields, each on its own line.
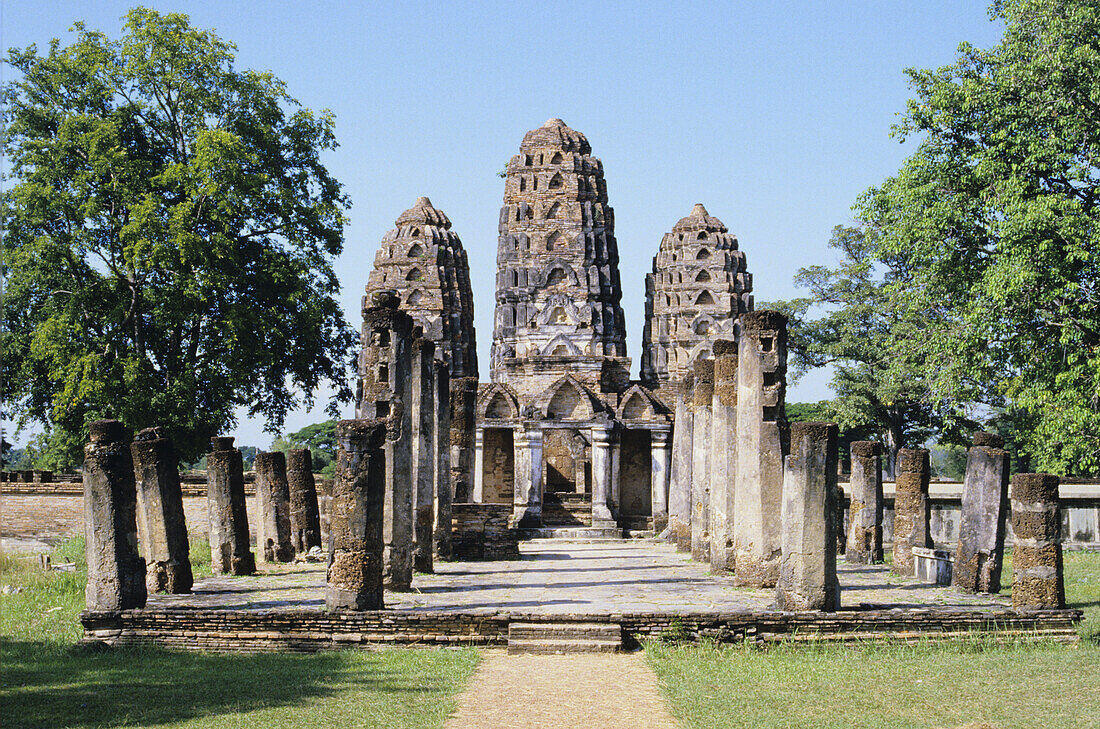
left=444, top=651, right=681, bottom=729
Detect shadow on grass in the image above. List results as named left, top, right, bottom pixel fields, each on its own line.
left=0, top=639, right=435, bottom=729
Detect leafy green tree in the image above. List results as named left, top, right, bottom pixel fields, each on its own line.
left=765, top=226, right=975, bottom=474
left=2, top=9, right=356, bottom=467
left=271, top=419, right=337, bottom=477
left=858, top=0, right=1100, bottom=475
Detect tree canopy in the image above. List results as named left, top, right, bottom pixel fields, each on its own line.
left=1, top=8, right=357, bottom=466
left=270, top=419, right=337, bottom=477
left=765, top=226, right=975, bottom=473
left=858, top=0, right=1100, bottom=475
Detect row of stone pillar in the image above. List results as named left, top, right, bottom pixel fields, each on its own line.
left=85, top=418, right=327, bottom=611
left=667, top=311, right=789, bottom=588
left=354, top=291, right=455, bottom=592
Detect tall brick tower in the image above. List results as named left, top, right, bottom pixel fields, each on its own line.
left=640, top=204, right=753, bottom=390
left=489, top=119, right=630, bottom=399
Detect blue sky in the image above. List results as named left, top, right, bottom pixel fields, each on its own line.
left=2, top=2, right=1006, bottom=449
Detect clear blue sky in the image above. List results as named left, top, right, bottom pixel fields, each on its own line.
left=2, top=2, right=1006, bottom=449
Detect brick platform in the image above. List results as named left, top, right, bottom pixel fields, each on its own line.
left=79, top=540, right=1082, bottom=651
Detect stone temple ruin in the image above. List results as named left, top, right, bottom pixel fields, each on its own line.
left=73, top=118, right=1084, bottom=652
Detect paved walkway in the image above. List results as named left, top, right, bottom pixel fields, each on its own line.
left=148, top=539, right=1011, bottom=613
left=444, top=651, right=681, bottom=729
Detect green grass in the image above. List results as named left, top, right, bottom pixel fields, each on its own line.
left=0, top=537, right=481, bottom=729
left=648, top=550, right=1100, bottom=729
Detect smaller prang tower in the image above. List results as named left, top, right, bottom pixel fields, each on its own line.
left=365, top=197, right=477, bottom=379
left=640, top=204, right=753, bottom=391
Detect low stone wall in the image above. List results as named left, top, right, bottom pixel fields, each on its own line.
left=451, top=504, right=520, bottom=560
left=80, top=606, right=1082, bottom=652
left=5, top=480, right=1098, bottom=548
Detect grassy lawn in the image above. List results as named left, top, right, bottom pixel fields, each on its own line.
left=0, top=537, right=480, bottom=729
left=647, top=550, right=1100, bottom=729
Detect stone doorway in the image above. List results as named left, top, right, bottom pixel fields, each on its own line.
left=481, top=428, right=515, bottom=505
left=543, top=428, right=589, bottom=494
left=619, top=429, right=652, bottom=523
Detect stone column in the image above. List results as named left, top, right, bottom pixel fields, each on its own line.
left=286, top=448, right=322, bottom=553
left=433, top=360, right=453, bottom=561
left=513, top=423, right=543, bottom=527
left=953, top=432, right=1010, bottom=593
left=709, top=340, right=738, bottom=572
left=667, top=374, right=694, bottom=550
left=892, top=448, right=932, bottom=576
left=846, top=441, right=884, bottom=564
left=131, top=427, right=193, bottom=594
left=206, top=436, right=255, bottom=575
left=776, top=421, right=840, bottom=612
left=690, top=358, right=714, bottom=562
left=327, top=419, right=388, bottom=611
left=472, top=427, right=486, bottom=503
left=84, top=420, right=146, bottom=611
left=650, top=426, right=671, bottom=533
left=254, top=451, right=295, bottom=563
left=357, top=292, right=415, bottom=591
left=449, top=377, right=479, bottom=504
left=733, top=310, right=789, bottom=587
left=1011, top=473, right=1064, bottom=610
left=317, top=476, right=332, bottom=554
left=591, top=422, right=615, bottom=526
left=610, top=431, right=622, bottom=516
left=411, top=337, right=436, bottom=574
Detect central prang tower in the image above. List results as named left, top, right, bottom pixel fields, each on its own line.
left=489, top=119, right=630, bottom=399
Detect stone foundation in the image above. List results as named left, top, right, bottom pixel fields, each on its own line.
left=451, top=504, right=521, bottom=561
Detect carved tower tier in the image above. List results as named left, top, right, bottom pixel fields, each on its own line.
left=489, top=119, right=630, bottom=399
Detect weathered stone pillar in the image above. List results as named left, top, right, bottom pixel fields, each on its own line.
left=733, top=310, right=788, bottom=587
left=84, top=420, right=146, bottom=610
left=666, top=374, right=694, bottom=550
left=131, top=427, right=192, bottom=594
left=327, top=419, right=388, bottom=610
left=591, top=422, right=616, bottom=526
left=892, top=448, right=932, bottom=576
left=206, top=436, right=255, bottom=575
left=357, top=291, right=415, bottom=591
left=650, top=426, right=671, bottom=533
left=709, top=339, right=738, bottom=572
left=690, top=358, right=714, bottom=562
left=317, top=476, right=332, bottom=553
left=953, top=432, right=1010, bottom=593
left=286, top=448, right=322, bottom=553
left=472, top=427, right=486, bottom=503
left=411, top=337, right=436, bottom=573
left=776, top=421, right=840, bottom=611
left=513, top=424, right=543, bottom=527
left=846, top=441, right=884, bottom=564
left=254, top=451, right=295, bottom=563
left=1011, top=473, right=1064, bottom=610
left=610, top=430, right=622, bottom=515
left=433, top=359, right=453, bottom=561
left=450, top=377, right=479, bottom=504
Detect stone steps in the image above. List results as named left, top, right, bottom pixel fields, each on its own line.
left=518, top=526, right=624, bottom=540
left=508, top=621, right=623, bottom=654
left=541, top=494, right=593, bottom=527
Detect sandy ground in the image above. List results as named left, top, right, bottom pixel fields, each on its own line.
left=445, top=651, right=681, bottom=729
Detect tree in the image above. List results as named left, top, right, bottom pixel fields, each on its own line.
left=2, top=9, right=356, bottom=467
left=765, top=226, right=975, bottom=475
left=271, top=419, right=337, bottom=477
left=858, top=0, right=1100, bottom=475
